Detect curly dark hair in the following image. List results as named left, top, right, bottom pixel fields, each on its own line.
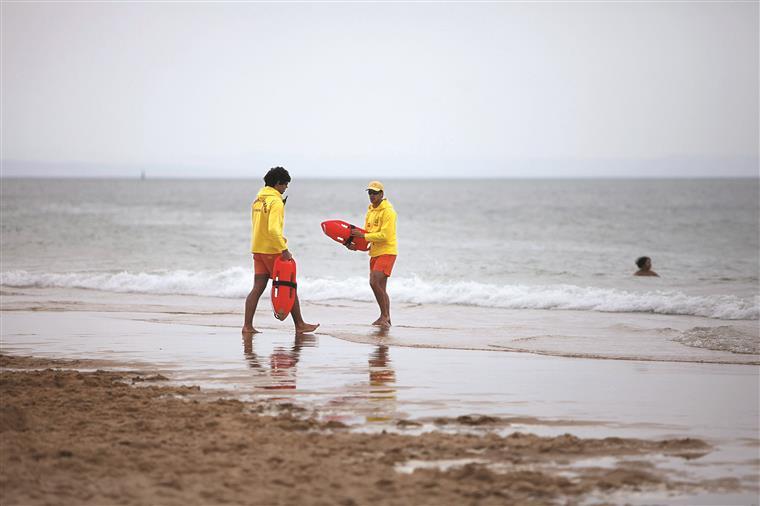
left=264, top=166, right=291, bottom=187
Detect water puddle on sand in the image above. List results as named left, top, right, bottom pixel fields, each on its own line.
left=395, top=458, right=489, bottom=474
left=2, top=309, right=758, bottom=501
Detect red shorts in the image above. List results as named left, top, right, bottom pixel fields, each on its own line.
left=253, top=253, right=279, bottom=277
left=370, top=255, right=397, bottom=277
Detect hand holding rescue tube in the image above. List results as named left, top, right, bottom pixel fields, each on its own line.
left=321, top=220, right=371, bottom=251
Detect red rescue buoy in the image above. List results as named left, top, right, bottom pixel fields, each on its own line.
left=271, top=257, right=297, bottom=321
left=321, top=220, right=370, bottom=251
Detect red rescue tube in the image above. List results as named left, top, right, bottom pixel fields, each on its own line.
left=321, top=220, right=370, bottom=251
left=271, top=257, right=297, bottom=321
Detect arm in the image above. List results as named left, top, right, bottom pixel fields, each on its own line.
left=267, top=200, right=289, bottom=255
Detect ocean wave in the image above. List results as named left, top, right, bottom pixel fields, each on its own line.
left=1, top=269, right=757, bottom=320
left=0, top=268, right=251, bottom=299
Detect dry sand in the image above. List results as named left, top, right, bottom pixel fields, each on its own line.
left=0, top=354, right=739, bottom=506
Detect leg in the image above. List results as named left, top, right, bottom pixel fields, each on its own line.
left=378, top=274, right=391, bottom=325
left=369, top=271, right=391, bottom=327
left=369, top=273, right=384, bottom=324
left=290, top=294, right=319, bottom=334
left=242, top=274, right=269, bottom=334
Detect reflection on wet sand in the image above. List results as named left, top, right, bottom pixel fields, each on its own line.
left=367, top=344, right=397, bottom=422
left=242, top=333, right=317, bottom=390
left=241, top=328, right=398, bottom=423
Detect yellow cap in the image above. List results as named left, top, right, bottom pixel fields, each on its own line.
left=366, top=181, right=384, bottom=192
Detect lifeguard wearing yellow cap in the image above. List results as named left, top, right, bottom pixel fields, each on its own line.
left=366, top=181, right=384, bottom=192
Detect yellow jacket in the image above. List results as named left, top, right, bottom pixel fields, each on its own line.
left=250, top=186, right=288, bottom=254
left=364, top=199, right=398, bottom=257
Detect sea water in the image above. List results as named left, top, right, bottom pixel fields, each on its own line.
left=1, top=178, right=758, bottom=346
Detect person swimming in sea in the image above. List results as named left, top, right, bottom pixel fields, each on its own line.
left=634, top=256, right=659, bottom=277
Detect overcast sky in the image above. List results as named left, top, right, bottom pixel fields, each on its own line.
left=2, top=1, right=758, bottom=178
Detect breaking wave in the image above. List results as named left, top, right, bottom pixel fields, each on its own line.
left=2, top=269, right=757, bottom=320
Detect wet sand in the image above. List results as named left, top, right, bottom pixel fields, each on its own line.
left=0, top=355, right=742, bottom=506
left=1, top=287, right=759, bottom=504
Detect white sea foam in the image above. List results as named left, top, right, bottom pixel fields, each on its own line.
left=1, top=269, right=758, bottom=320
left=673, top=326, right=760, bottom=355
left=0, top=268, right=251, bottom=299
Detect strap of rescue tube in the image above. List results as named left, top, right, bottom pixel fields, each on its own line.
left=272, top=280, right=297, bottom=289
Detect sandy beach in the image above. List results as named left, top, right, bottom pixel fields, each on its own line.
left=2, top=287, right=759, bottom=505
left=0, top=354, right=742, bottom=506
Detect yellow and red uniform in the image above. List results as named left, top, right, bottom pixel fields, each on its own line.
left=250, top=186, right=287, bottom=276
left=365, top=199, right=398, bottom=276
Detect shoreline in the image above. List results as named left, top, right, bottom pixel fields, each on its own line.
left=0, top=354, right=746, bottom=506
left=2, top=299, right=758, bottom=437
left=2, top=286, right=758, bottom=365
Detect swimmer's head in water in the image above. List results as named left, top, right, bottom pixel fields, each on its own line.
left=636, top=256, right=651, bottom=269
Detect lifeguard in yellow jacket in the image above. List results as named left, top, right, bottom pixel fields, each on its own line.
left=349, top=181, right=397, bottom=328
left=242, top=167, right=318, bottom=335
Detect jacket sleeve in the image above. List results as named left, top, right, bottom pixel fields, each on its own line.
left=267, top=200, right=288, bottom=251
left=365, top=209, right=396, bottom=243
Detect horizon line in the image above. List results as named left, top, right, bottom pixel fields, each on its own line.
left=1, top=175, right=758, bottom=181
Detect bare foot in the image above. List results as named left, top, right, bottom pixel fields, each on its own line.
left=242, top=326, right=261, bottom=335
left=371, top=317, right=384, bottom=326
left=295, top=322, right=319, bottom=334
left=377, top=318, right=391, bottom=328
